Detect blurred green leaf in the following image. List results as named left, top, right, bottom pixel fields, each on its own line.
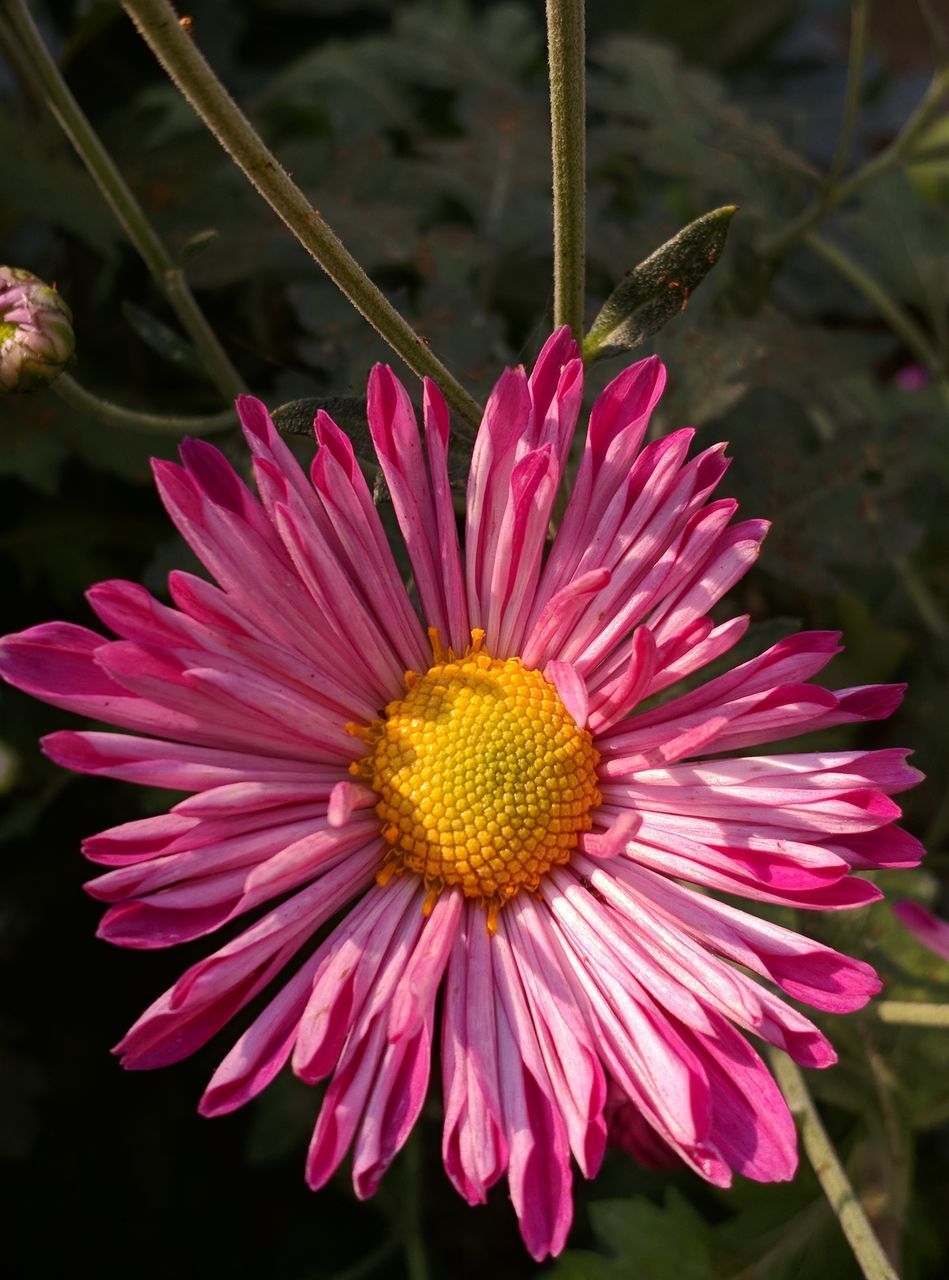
left=121, top=302, right=205, bottom=377
left=179, top=227, right=221, bottom=266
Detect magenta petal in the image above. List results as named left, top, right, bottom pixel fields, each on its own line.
left=892, top=901, right=949, bottom=961
left=684, top=1014, right=797, bottom=1182
left=199, top=947, right=325, bottom=1117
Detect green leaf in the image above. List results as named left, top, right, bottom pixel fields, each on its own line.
left=583, top=206, right=738, bottom=362
left=546, top=1250, right=615, bottom=1280
left=271, top=394, right=369, bottom=444
left=179, top=227, right=220, bottom=266
left=121, top=302, right=205, bottom=377
left=552, top=1190, right=715, bottom=1279
left=592, top=1191, right=714, bottom=1277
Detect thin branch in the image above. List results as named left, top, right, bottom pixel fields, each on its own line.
left=400, top=1130, right=429, bottom=1280
left=52, top=371, right=237, bottom=434
left=890, top=553, right=949, bottom=641
left=327, top=1240, right=398, bottom=1280
left=546, top=0, right=586, bottom=339
left=857, top=1021, right=910, bottom=1271
left=804, top=230, right=943, bottom=374
left=0, top=0, right=246, bottom=402
left=120, top=0, right=483, bottom=435
left=769, top=1050, right=899, bottom=1280
left=827, top=0, right=871, bottom=190
left=762, top=61, right=949, bottom=259
left=915, top=0, right=949, bottom=66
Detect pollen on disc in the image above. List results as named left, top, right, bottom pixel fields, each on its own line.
left=355, top=638, right=601, bottom=923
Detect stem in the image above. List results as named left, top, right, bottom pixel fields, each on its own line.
left=546, top=0, right=586, bottom=339
left=400, top=1130, right=429, bottom=1280
left=890, top=553, right=949, bottom=641
left=0, top=0, right=245, bottom=402
left=120, top=0, right=483, bottom=435
left=827, top=0, right=870, bottom=190
left=329, top=1240, right=398, bottom=1280
left=769, top=1050, right=899, bottom=1280
left=858, top=1021, right=909, bottom=1270
left=52, top=371, right=236, bottom=434
left=915, top=0, right=949, bottom=68
left=805, top=230, right=944, bottom=373
left=872, top=1001, right=949, bottom=1027
left=763, top=62, right=949, bottom=259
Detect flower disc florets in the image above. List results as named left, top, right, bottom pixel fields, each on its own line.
left=353, top=630, right=600, bottom=927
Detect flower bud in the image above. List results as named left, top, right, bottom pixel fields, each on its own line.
left=0, top=267, right=75, bottom=393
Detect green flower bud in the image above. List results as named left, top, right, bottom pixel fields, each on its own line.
left=0, top=267, right=75, bottom=393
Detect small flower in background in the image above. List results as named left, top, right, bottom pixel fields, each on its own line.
left=892, top=364, right=931, bottom=393
left=892, top=901, right=949, bottom=962
left=0, top=266, right=75, bottom=393
left=0, top=330, right=922, bottom=1259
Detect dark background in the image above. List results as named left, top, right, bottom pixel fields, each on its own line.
left=1, top=1, right=948, bottom=1276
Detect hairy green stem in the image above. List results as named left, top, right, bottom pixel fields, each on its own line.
left=0, top=0, right=246, bottom=401
left=827, top=0, right=870, bottom=190
left=873, top=1001, right=949, bottom=1027
left=805, top=231, right=943, bottom=373
left=52, top=371, right=236, bottom=434
left=546, top=0, right=586, bottom=338
left=120, top=0, right=483, bottom=434
left=763, top=61, right=949, bottom=259
left=769, top=1050, right=898, bottom=1280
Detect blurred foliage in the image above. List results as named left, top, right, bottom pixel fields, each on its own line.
left=1, top=0, right=948, bottom=1277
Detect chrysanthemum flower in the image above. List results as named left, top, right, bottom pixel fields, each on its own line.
left=0, top=330, right=922, bottom=1258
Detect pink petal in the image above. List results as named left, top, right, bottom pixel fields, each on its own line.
left=892, top=901, right=949, bottom=961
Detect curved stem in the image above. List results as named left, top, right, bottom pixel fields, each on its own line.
left=120, top=0, right=483, bottom=435
left=52, top=371, right=236, bottom=434
left=0, top=0, right=246, bottom=402
left=546, top=0, right=586, bottom=339
left=763, top=62, right=949, bottom=259
left=872, top=1001, right=949, bottom=1027
left=769, top=1050, right=899, bottom=1280
left=805, top=230, right=944, bottom=374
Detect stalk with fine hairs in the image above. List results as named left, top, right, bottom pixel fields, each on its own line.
left=120, top=0, right=483, bottom=435
left=0, top=0, right=246, bottom=403
left=546, top=0, right=586, bottom=341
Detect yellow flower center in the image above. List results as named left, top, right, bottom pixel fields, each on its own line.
left=351, top=631, right=600, bottom=930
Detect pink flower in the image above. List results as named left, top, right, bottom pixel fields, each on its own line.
left=892, top=901, right=949, bottom=961
left=0, top=330, right=921, bottom=1259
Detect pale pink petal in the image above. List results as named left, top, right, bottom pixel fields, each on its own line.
left=543, top=659, right=590, bottom=729
left=422, top=377, right=470, bottom=652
